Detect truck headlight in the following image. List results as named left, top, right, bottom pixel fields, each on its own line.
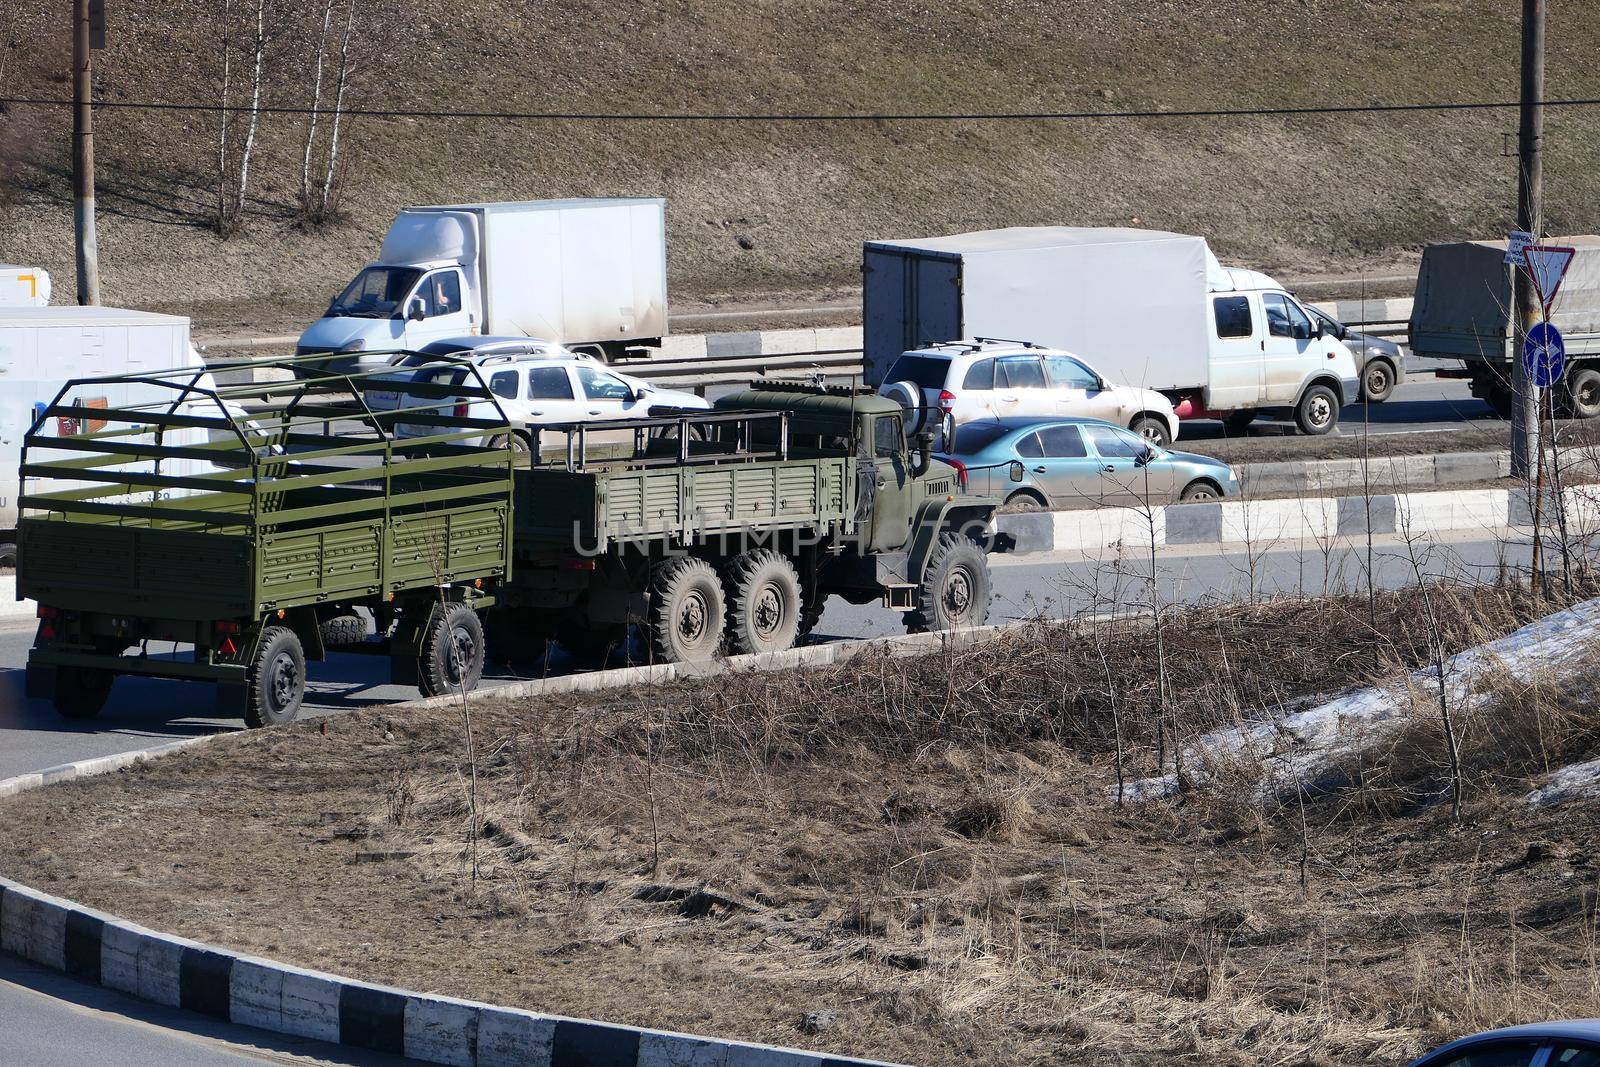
left=339, top=339, right=367, bottom=353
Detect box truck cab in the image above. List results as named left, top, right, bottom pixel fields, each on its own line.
left=297, top=198, right=668, bottom=375
left=863, top=228, right=1360, bottom=435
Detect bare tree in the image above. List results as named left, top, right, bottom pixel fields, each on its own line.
left=298, top=0, right=336, bottom=215
left=214, top=0, right=236, bottom=232
left=312, top=0, right=360, bottom=222
left=234, top=0, right=267, bottom=228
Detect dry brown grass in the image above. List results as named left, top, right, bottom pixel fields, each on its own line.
left=5, top=582, right=1600, bottom=1064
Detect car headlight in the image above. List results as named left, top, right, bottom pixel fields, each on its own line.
left=339, top=339, right=366, bottom=353
left=1226, top=466, right=1239, bottom=481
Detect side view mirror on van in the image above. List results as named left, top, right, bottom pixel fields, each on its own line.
left=407, top=299, right=426, bottom=322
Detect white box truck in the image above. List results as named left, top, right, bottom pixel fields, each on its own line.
left=297, top=198, right=668, bottom=372
left=1, top=307, right=200, bottom=570
left=864, top=227, right=1360, bottom=434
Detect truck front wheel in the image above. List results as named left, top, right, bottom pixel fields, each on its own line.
left=1294, top=384, right=1340, bottom=435
left=245, top=625, right=306, bottom=728
left=418, top=603, right=486, bottom=699
left=649, top=557, right=725, bottom=663
left=907, top=533, right=992, bottom=634
left=723, top=550, right=802, bottom=655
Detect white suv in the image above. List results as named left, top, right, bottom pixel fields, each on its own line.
left=366, top=351, right=709, bottom=447
left=878, top=339, right=1180, bottom=447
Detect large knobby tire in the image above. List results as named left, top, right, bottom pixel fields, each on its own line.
left=418, top=603, right=486, bottom=698
left=1565, top=368, right=1600, bottom=420
left=1294, top=384, right=1340, bottom=436
left=649, top=556, right=725, bottom=663
left=1361, top=359, right=1397, bottom=404
left=1130, top=414, right=1171, bottom=448
left=318, top=609, right=366, bottom=648
left=53, top=668, right=114, bottom=720
left=245, top=625, right=306, bottom=728
left=723, top=550, right=803, bottom=655
left=0, top=541, right=17, bottom=574
left=906, top=533, right=992, bottom=634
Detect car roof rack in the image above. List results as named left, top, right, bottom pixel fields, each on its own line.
left=757, top=379, right=878, bottom=397
left=971, top=336, right=1043, bottom=349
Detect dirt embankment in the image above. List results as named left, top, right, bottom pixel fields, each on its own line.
left=5, top=2, right=1600, bottom=333
left=4, top=584, right=1600, bottom=1064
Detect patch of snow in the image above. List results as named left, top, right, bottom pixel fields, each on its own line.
left=1117, top=597, right=1600, bottom=805
left=1525, top=758, right=1600, bottom=807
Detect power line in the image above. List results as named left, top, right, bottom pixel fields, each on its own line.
left=4, top=94, right=1600, bottom=122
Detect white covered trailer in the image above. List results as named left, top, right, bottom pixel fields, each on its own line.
left=0, top=308, right=197, bottom=566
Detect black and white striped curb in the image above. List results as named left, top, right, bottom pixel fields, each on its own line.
left=0, top=875, right=900, bottom=1066
left=994, top=484, right=1598, bottom=555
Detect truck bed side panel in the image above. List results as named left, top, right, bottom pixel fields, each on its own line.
left=385, top=504, right=510, bottom=590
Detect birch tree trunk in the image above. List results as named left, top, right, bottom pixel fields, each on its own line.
left=319, top=0, right=358, bottom=218
left=299, top=0, right=334, bottom=213
left=230, top=0, right=267, bottom=234
left=215, top=0, right=234, bottom=230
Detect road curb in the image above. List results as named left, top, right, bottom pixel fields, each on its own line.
left=0, top=876, right=899, bottom=1067
left=995, top=484, right=1599, bottom=554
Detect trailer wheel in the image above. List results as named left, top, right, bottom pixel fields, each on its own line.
left=649, top=556, right=725, bottom=663
left=906, top=533, right=992, bottom=634
left=53, top=667, right=114, bottom=720
left=1565, top=368, right=1600, bottom=419
left=723, top=550, right=802, bottom=655
left=1294, top=384, right=1340, bottom=435
left=418, top=603, right=485, bottom=698
left=245, top=625, right=306, bottom=728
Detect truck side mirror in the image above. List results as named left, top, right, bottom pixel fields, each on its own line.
left=407, top=299, right=425, bottom=322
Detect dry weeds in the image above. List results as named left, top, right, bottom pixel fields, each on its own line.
left=4, top=584, right=1600, bottom=1065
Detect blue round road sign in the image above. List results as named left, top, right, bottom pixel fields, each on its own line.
left=1523, top=322, right=1566, bottom=388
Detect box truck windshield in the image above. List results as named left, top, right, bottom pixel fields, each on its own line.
left=329, top=266, right=422, bottom=318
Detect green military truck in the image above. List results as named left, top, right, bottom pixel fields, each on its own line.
left=19, top=361, right=997, bottom=725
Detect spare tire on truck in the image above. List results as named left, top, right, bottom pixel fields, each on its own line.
left=882, top=381, right=928, bottom=434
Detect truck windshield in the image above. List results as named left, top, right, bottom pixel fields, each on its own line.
left=329, top=267, right=423, bottom=318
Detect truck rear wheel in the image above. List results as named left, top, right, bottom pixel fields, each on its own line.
left=907, top=533, right=992, bottom=634
left=1564, top=368, right=1600, bottom=419
left=245, top=625, right=306, bottom=728
left=53, top=667, right=114, bottom=720
left=723, top=550, right=802, bottom=655
left=418, top=603, right=485, bottom=698
left=649, top=556, right=725, bottom=663
left=1294, top=384, right=1340, bottom=435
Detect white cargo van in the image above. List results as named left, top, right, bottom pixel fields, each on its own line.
left=863, top=228, right=1360, bottom=434
left=1, top=307, right=203, bottom=569
left=297, top=198, right=668, bottom=373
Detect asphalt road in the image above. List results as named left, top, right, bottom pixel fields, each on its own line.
left=0, top=527, right=1535, bottom=1063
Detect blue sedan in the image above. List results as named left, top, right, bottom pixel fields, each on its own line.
left=937, top=417, right=1239, bottom=510
left=1407, top=1020, right=1600, bottom=1066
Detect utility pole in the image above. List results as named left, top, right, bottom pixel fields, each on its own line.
left=1510, top=0, right=1544, bottom=478
left=72, top=0, right=102, bottom=306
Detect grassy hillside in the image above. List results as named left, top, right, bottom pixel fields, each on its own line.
left=3, top=1, right=1600, bottom=332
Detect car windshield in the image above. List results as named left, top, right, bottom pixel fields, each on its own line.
left=328, top=266, right=422, bottom=318
left=948, top=423, right=1012, bottom=454
left=885, top=355, right=951, bottom=390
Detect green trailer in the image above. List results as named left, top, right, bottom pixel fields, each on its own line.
left=20, top=356, right=515, bottom=725
left=20, top=360, right=998, bottom=726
